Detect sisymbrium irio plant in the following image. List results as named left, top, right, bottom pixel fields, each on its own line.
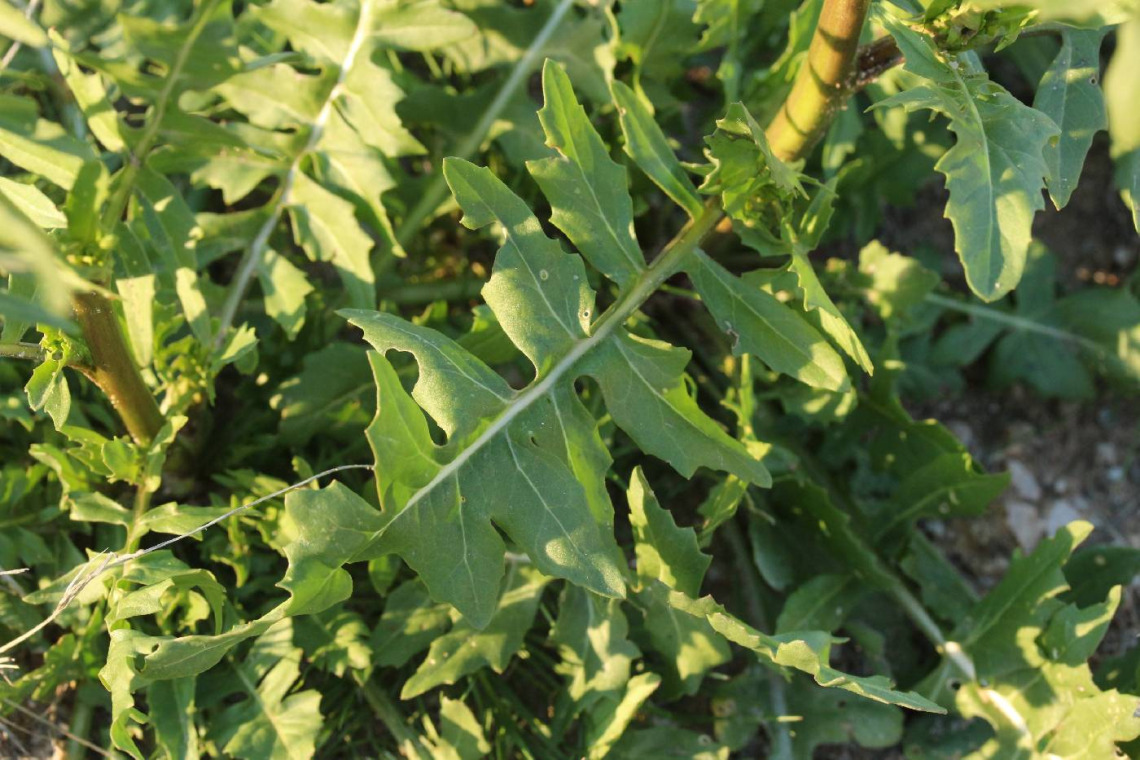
left=1, top=0, right=1139, bottom=757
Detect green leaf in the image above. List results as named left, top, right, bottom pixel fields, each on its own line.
left=877, top=18, right=1059, bottom=301
left=585, top=331, right=771, bottom=484
left=527, top=60, right=644, bottom=290
left=212, top=621, right=323, bottom=760
left=693, top=0, right=764, bottom=102
left=550, top=585, right=640, bottom=703
left=616, top=0, right=701, bottom=96
left=611, top=726, right=730, bottom=759
left=116, top=274, right=156, bottom=368
left=690, top=252, right=849, bottom=391
left=871, top=453, right=1010, bottom=545
left=401, top=564, right=549, bottom=698
left=370, top=0, right=477, bottom=51
left=784, top=253, right=874, bottom=375
left=1105, top=16, right=1140, bottom=232
left=277, top=342, right=373, bottom=446
left=667, top=591, right=944, bottom=712
left=148, top=678, right=200, bottom=760
left=288, top=173, right=375, bottom=310
left=611, top=80, right=703, bottom=219
left=0, top=95, right=95, bottom=190
left=700, top=102, right=804, bottom=224
left=372, top=580, right=452, bottom=669
left=353, top=329, right=625, bottom=627
left=0, top=0, right=47, bottom=46
left=628, top=466, right=710, bottom=597
left=258, top=249, right=313, bottom=339
left=1034, top=29, right=1106, bottom=210
left=921, top=523, right=1140, bottom=757
left=0, top=177, right=66, bottom=229
left=584, top=672, right=662, bottom=760
left=25, top=358, right=70, bottom=430
left=857, top=241, right=940, bottom=321
left=51, top=35, right=129, bottom=153
left=435, top=697, right=492, bottom=760
left=776, top=574, right=865, bottom=634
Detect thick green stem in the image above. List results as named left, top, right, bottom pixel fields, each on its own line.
left=766, top=0, right=871, bottom=161
left=72, top=292, right=162, bottom=445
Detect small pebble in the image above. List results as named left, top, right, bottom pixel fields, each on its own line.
left=1113, top=245, right=1136, bottom=268
left=1007, top=460, right=1042, bottom=501
left=1045, top=499, right=1085, bottom=535
left=1006, top=500, right=1044, bottom=551
left=1096, top=443, right=1118, bottom=466
left=1054, top=478, right=1070, bottom=494
left=946, top=420, right=976, bottom=453
left=1107, top=466, right=1125, bottom=483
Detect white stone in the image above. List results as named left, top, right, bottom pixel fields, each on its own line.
left=1006, top=500, right=1044, bottom=551
left=1045, top=499, right=1086, bottom=536
left=1007, top=460, right=1042, bottom=502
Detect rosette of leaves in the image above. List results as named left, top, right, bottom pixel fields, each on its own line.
left=342, top=60, right=865, bottom=627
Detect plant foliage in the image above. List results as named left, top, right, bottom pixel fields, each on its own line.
left=1, top=0, right=1139, bottom=757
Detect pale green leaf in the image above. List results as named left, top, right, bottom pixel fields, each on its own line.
left=289, top=172, right=375, bottom=310
left=628, top=467, right=710, bottom=597
left=584, top=672, right=662, bottom=760
left=0, top=177, right=66, bottom=229
left=877, top=18, right=1059, bottom=300
left=1035, top=29, right=1106, bottom=209
left=550, top=585, right=639, bottom=702
left=436, top=697, right=492, bottom=760
left=116, top=274, right=156, bottom=368
left=370, top=0, right=477, bottom=51
left=258, top=249, right=312, bottom=339
left=527, top=60, right=644, bottom=289
left=0, top=95, right=95, bottom=190
left=690, top=252, right=849, bottom=391
left=610, top=79, right=703, bottom=218
left=402, top=564, right=549, bottom=698
left=1105, top=16, right=1140, bottom=232
left=0, top=0, right=46, bottom=46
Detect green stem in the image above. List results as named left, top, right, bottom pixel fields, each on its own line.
left=0, top=342, right=46, bottom=362
left=393, top=0, right=576, bottom=248
left=766, top=0, right=872, bottom=161
left=124, top=485, right=152, bottom=553
left=924, top=292, right=1108, bottom=357
left=99, top=0, right=224, bottom=230
left=64, top=696, right=93, bottom=760
left=354, top=673, right=431, bottom=760
left=72, top=292, right=162, bottom=445
left=213, top=0, right=375, bottom=348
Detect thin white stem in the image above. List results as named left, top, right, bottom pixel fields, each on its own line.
left=213, top=0, right=375, bottom=348
left=394, top=0, right=576, bottom=247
